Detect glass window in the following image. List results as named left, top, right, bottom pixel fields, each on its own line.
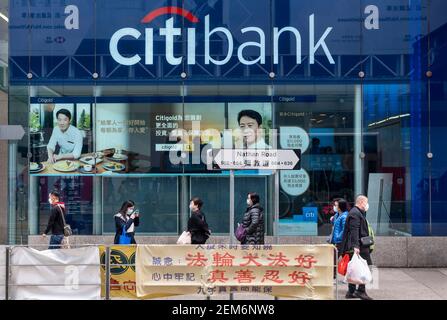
left=102, top=176, right=178, bottom=234
left=36, top=176, right=94, bottom=235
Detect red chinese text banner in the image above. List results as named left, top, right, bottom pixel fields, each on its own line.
left=136, top=244, right=335, bottom=299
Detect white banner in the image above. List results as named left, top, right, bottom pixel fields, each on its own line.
left=0, top=246, right=6, bottom=300
left=10, top=247, right=101, bottom=300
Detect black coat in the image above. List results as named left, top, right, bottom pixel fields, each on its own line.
left=340, top=206, right=371, bottom=255
left=241, top=203, right=265, bottom=245
left=187, top=211, right=210, bottom=244
left=44, top=205, right=65, bottom=235
left=114, top=214, right=140, bottom=244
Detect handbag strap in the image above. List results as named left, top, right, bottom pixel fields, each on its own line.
left=122, top=224, right=130, bottom=236
left=56, top=205, right=67, bottom=227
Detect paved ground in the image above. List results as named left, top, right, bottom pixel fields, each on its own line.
left=151, top=268, right=447, bottom=300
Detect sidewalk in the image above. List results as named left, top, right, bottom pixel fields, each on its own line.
left=152, top=268, right=447, bottom=300
left=357, top=268, right=447, bottom=300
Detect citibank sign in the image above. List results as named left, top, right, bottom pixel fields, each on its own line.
left=109, top=6, right=335, bottom=67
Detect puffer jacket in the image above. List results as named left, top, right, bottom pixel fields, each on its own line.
left=241, top=203, right=265, bottom=244
left=331, top=211, right=348, bottom=244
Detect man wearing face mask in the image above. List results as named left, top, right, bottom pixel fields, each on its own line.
left=340, top=195, right=374, bottom=300
left=42, top=191, right=66, bottom=249
left=187, top=197, right=210, bottom=244
left=114, top=200, right=140, bottom=244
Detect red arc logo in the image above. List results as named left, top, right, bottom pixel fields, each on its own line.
left=141, top=6, right=199, bottom=24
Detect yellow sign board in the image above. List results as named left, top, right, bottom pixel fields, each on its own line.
left=136, top=244, right=335, bottom=299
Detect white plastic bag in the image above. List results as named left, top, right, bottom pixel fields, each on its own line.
left=344, top=254, right=372, bottom=285
left=176, top=231, right=192, bottom=244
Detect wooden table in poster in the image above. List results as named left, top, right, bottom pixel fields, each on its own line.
left=32, top=150, right=129, bottom=175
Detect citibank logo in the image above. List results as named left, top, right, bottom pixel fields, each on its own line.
left=109, top=6, right=335, bottom=67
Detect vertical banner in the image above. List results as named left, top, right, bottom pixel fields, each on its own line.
left=99, top=245, right=170, bottom=299
left=10, top=247, right=101, bottom=300
left=136, top=245, right=334, bottom=299
left=99, top=245, right=137, bottom=299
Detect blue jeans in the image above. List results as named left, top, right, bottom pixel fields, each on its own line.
left=49, top=234, right=64, bottom=249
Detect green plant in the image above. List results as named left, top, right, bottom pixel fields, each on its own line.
left=78, top=110, right=91, bottom=130
left=84, top=114, right=91, bottom=129
left=29, top=110, right=41, bottom=131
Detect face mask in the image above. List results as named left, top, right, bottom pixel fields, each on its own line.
left=127, top=208, right=134, bottom=215
left=247, top=199, right=252, bottom=206
left=189, top=205, right=195, bottom=211
left=48, top=198, right=53, bottom=204
left=333, top=206, right=338, bottom=213
left=365, top=203, right=369, bottom=212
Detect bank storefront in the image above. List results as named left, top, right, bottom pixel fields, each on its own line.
left=5, top=0, right=447, bottom=246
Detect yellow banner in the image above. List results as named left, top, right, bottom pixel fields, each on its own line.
left=99, top=245, right=180, bottom=299
left=99, top=245, right=138, bottom=299
left=136, top=244, right=335, bottom=299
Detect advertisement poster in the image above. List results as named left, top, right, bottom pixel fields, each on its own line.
left=29, top=102, right=93, bottom=175
left=29, top=99, right=275, bottom=175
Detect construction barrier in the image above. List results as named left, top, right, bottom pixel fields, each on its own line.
left=2, top=244, right=338, bottom=300
left=8, top=246, right=101, bottom=300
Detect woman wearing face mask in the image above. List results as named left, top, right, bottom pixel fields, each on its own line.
left=187, top=197, right=210, bottom=244
left=330, top=198, right=349, bottom=252
left=241, top=193, right=265, bottom=245
left=114, top=200, right=140, bottom=245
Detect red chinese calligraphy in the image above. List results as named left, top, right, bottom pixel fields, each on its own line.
left=267, top=252, right=290, bottom=267
left=288, top=271, right=311, bottom=285
left=208, top=270, right=229, bottom=283
left=240, top=253, right=262, bottom=267
left=294, top=255, right=318, bottom=269
left=212, top=252, right=235, bottom=267
left=234, top=269, right=256, bottom=284
left=261, top=270, right=284, bottom=284
left=186, top=252, right=208, bottom=267
left=110, top=278, right=120, bottom=291
left=123, top=280, right=136, bottom=292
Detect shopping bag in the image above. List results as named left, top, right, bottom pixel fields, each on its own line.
left=338, top=254, right=350, bottom=276
left=344, top=253, right=372, bottom=284
left=119, top=226, right=132, bottom=244
left=177, top=231, right=192, bottom=244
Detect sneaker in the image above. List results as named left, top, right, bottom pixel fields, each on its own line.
left=345, top=291, right=357, bottom=299
left=354, top=291, right=373, bottom=300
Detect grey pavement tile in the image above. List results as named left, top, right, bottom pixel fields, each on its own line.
left=402, top=269, right=447, bottom=299
left=438, top=269, right=447, bottom=277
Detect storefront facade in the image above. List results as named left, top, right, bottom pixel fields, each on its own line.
left=3, top=0, right=447, bottom=244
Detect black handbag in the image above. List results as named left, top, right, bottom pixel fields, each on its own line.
left=360, top=236, right=374, bottom=247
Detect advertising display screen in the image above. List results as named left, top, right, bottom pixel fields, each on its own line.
left=29, top=97, right=273, bottom=175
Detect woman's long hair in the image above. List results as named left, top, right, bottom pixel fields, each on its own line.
left=119, top=200, right=135, bottom=216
